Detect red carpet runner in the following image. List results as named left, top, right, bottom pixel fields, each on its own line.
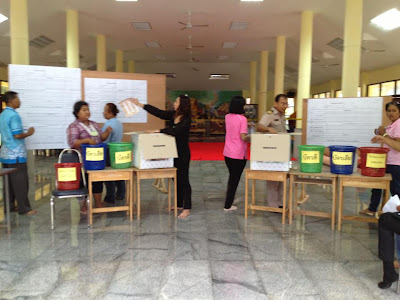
left=189, top=142, right=250, bottom=161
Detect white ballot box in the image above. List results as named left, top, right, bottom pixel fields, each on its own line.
left=250, top=133, right=291, bottom=171
left=125, top=132, right=178, bottom=169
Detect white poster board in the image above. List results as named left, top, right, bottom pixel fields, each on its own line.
left=306, top=97, right=383, bottom=147
left=84, top=78, right=148, bottom=123
left=8, top=64, right=81, bottom=150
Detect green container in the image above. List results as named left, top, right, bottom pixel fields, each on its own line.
left=108, top=142, right=133, bottom=169
left=298, top=145, right=325, bottom=173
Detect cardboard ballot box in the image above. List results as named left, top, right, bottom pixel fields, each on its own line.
left=125, top=132, right=178, bottom=169
left=250, top=133, right=291, bottom=171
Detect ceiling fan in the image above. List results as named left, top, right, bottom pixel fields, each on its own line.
left=179, top=11, right=209, bottom=30
left=178, top=35, right=204, bottom=50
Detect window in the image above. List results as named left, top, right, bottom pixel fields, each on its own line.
left=335, top=87, right=360, bottom=97
left=368, top=84, right=380, bottom=96
left=381, top=81, right=396, bottom=96
left=368, top=80, right=400, bottom=97
left=313, top=94, right=319, bottom=98
left=335, top=90, right=343, bottom=98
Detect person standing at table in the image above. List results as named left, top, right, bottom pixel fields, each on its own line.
left=67, top=101, right=112, bottom=213
left=131, top=96, right=192, bottom=219
left=103, top=103, right=125, bottom=204
left=0, top=91, right=37, bottom=215
left=257, top=94, right=288, bottom=208
left=223, top=96, right=249, bottom=211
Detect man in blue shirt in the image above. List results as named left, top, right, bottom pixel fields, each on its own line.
left=0, top=91, right=37, bottom=215
left=103, top=103, right=125, bottom=203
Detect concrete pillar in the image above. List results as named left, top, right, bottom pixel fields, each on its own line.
left=258, top=51, right=269, bottom=119
left=296, top=11, right=314, bottom=128
left=96, top=35, right=106, bottom=71
left=10, top=0, right=29, bottom=64
left=274, top=36, right=286, bottom=96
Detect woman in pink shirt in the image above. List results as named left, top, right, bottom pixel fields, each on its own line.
left=223, top=96, right=249, bottom=211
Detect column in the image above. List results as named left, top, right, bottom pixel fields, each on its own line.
left=115, top=50, right=124, bottom=72
left=128, top=60, right=135, bottom=73
left=10, top=0, right=29, bottom=64
left=360, top=72, right=368, bottom=97
left=341, top=0, right=363, bottom=97
left=250, top=61, right=257, bottom=104
left=66, top=9, right=79, bottom=68
left=96, top=35, right=106, bottom=71
left=258, top=51, right=269, bottom=119
left=329, top=80, right=336, bottom=97
left=296, top=11, right=314, bottom=128
left=274, top=36, right=286, bottom=96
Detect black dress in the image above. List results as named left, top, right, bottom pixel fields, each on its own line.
left=144, top=104, right=192, bottom=209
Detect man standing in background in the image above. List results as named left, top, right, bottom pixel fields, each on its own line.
left=0, top=91, right=37, bottom=215
left=257, top=94, right=289, bottom=208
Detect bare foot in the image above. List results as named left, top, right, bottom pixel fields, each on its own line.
left=169, top=206, right=184, bottom=211
left=81, top=202, right=88, bottom=214
left=24, top=210, right=38, bottom=215
left=95, top=201, right=105, bottom=208
left=394, top=260, right=400, bottom=269
left=178, top=209, right=191, bottom=219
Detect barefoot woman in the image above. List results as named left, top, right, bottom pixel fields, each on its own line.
left=132, top=95, right=192, bottom=219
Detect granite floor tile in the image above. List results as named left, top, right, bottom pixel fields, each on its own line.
left=160, top=260, right=213, bottom=299
left=211, top=261, right=267, bottom=300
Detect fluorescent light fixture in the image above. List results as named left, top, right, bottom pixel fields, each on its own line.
left=0, top=13, right=8, bottom=24
left=209, top=74, right=230, bottom=80
left=218, top=55, right=230, bottom=60
left=145, top=41, right=161, bottom=48
left=156, top=73, right=176, bottom=78
left=222, top=42, right=237, bottom=49
left=230, top=22, right=248, bottom=31
left=131, top=22, right=152, bottom=30
left=241, top=0, right=263, bottom=2
left=371, top=8, right=400, bottom=31
left=246, top=98, right=251, bottom=104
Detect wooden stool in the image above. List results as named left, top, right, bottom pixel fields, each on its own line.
left=244, top=169, right=288, bottom=224
left=337, top=172, right=392, bottom=231
left=87, top=168, right=134, bottom=225
left=134, top=168, right=177, bottom=219
left=288, top=167, right=338, bottom=230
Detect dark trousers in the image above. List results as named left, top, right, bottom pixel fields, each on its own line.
left=2, top=162, right=32, bottom=214
left=369, top=165, right=400, bottom=212
left=104, top=181, right=126, bottom=203
left=174, top=156, right=192, bottom=209
left=378, top=213, right=400, bottom=280
left=224, top=156, right=247, bottom=209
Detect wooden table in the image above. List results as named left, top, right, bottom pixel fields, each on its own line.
left=1, top=168, right=17, bottom=232
left=244, top=169, right=288, bottom=224
left=288, top=165, right=338, bottom=230
left=133, top=168, right=177, bottom=219
left=87, top=168, right=134, bottom=225
left=337, top=172, right=392, bottom=231
left=0, top=168, right=17, bottom=233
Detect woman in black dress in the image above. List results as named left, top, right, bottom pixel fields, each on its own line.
left=132, top=95, right=192, bottom=218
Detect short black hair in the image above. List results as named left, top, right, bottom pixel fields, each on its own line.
left=4, top=91, right=18, bottom=104
left=275, top=94, right=288, bottom=102
left=229, top=96, right=246, bottom=114
left=106, top=103, right=119, bottom=116
left=73, top=101, right=88, bottom=118
left=386, top=101, right=400, bottom=112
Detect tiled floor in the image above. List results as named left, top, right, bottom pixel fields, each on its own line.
left=0, top=156, right=399, bottom=299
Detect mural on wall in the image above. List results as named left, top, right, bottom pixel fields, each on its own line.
left=167, top=90, right=243, bottom=135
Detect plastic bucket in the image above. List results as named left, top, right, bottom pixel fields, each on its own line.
left=81, top=143, right=107, bottom=170
left=298, top=145, right=325, bottom=173
left=359, top=147, right=389, bottom=177
left=109, top=142, right=133, bottom=169
left=54, top=163, right=81, bottom=190
left=329, top=145, right=357, bottom=175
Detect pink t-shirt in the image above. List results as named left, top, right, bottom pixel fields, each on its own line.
left=223, top=114, right=248, bottom=159
left=385, top=118, right=400, bottom=165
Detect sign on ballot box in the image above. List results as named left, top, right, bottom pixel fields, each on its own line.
left=125, top=132, right=178, bottom=169
left=250, top=133, right=291, bottom=171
